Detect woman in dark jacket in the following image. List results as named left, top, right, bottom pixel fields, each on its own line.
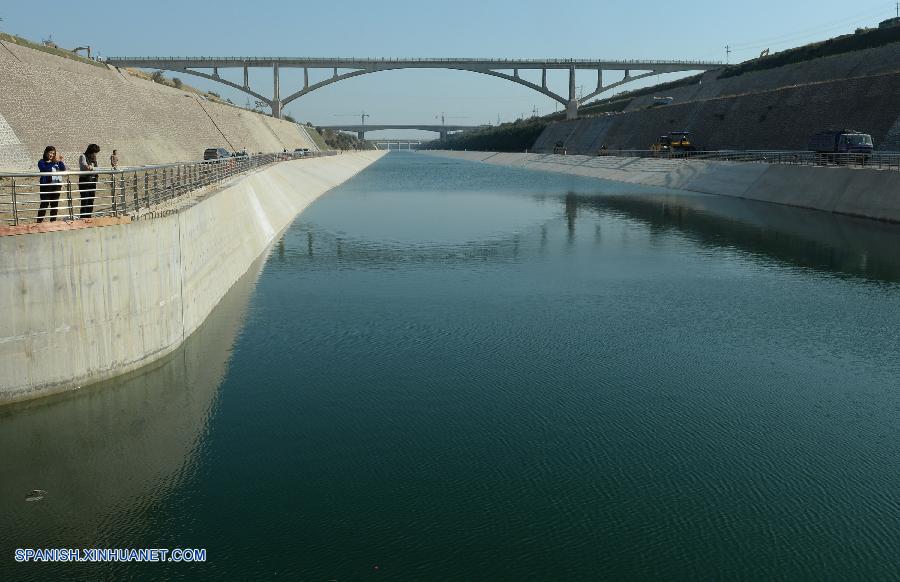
left=37, top=145, right=66, bottom=223
left=78, top=143, right=100, bottom=218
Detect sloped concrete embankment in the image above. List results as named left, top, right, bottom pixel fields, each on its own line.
left=533, top=71, right=900, bottom=153
left=0, top=152, right=386, bottom=404
left=0, top=39, right=319, bottom=170
left=420, top=150, right=900, bottom=222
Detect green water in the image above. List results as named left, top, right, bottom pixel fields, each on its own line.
left=3, top=152, right=900, bottom=580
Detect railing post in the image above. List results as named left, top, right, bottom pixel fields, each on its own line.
left=65, top=178, right=74, bottom=220
left=110, top=173, right=119, bottom=215
left=10, top=178, right=18, bottom=226
left=133, top=172, right=139, bottom=212
left=119, top=173, right=127, bottom=214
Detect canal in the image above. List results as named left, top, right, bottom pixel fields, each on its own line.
left=3, top=151, right=900, bottom=580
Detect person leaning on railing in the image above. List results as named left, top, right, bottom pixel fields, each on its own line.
left=78, top=144, right=100, bottom=218
left=36, top=145, right=66, bottom=223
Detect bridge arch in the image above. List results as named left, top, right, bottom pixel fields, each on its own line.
left=106, top=57, right=721, bottom=119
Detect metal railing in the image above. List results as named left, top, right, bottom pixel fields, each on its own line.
left=0, top=150, right=336, bottom=227
left=588, top=149, right=900, bottom=171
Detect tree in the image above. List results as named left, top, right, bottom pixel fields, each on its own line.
left=172, top=77, right=183, bottom=88
left=151, top=70, right=165, bottom=84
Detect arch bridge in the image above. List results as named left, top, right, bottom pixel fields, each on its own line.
left=105, top=56, right=721, bottom=120
left=319, top=124, right=487, bottom=140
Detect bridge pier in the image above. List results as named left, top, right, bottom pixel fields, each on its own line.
left=272, top=63, right=282, bottom=119
left=566, top=65, right=578, bottom=120
left=440, top=130, right=448, bottom=140
left=357, top=131, right=366, bottom=140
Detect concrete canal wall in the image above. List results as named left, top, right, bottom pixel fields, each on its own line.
left=0, top=152, right=385, bottom=403
left=0, top=39, right=319, bottom=171
left=420, top=150, right=900, bottom=222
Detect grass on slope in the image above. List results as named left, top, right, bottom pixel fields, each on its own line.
left=302, top=125, right=329, bottom=150
left=719, top=25, right=900, bottom=78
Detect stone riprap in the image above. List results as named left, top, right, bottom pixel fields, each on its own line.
left=0, top=40, right=318, bottom=171
left=0, top=152, right=386, bottom=404
left=419, top=150, right=900, bottom=223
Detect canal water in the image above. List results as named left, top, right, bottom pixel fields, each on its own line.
left=4, top=152, right=900, bottom=580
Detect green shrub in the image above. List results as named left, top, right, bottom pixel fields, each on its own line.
left=421, top=118, right=549, bottom=152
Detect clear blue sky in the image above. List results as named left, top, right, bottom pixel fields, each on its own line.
left=1, top=1, right=895, bottom=137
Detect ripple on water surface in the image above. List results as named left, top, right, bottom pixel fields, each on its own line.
left=4, top=152, right=900, bottom=580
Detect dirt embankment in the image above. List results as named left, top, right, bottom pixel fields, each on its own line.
left=0, top=40, right=319, bottom=170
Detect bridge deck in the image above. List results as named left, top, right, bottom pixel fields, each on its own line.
left=320, top=125, right=485, bottom=132
left=106, top=57, right=721, bottom=71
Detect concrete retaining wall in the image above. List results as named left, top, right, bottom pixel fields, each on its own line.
left=420, top=150, right=900, bottom=222
left=0, top=40, right=319, bottom=170
left=0, top=152, right=385, bottom=403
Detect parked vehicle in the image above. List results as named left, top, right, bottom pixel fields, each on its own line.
left=651, top=131, right=698, bottom=154
left=203, top=147, right=231, bottom=160
left=293, top=148, right=310, bottom=157
left=808, top=130, right=874, bottom=163
left=650, top=96, right=674, bottom=108
left=552, top=141, right=567, bottom=155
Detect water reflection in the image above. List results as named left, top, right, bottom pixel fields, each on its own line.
left=0, top=254, right=265, bottom=580
left=571, top=191, right=900, bottom=283
left=271, top=184, right=900, bottom=286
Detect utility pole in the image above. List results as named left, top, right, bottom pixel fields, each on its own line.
left=725, top=44, right=731, bottom=64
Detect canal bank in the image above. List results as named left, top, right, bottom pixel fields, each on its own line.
left=420, top=150, right=900, bottom=223
left=0, top=152, right=385, bottom=404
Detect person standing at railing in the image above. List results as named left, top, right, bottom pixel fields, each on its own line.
left=78, top=144, right=100, bottom=218
left=110, top=149, right=119, bottom=170
left=36, top=145, right=66, bottom=223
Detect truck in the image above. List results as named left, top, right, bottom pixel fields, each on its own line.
left=808, top=129, right=874, bottom=164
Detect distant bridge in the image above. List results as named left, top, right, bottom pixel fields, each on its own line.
left=104, top=56, right=721, bottom=120
left=319, top=124, right=486, bottom=140
left=371, top=139, right=422, bottom=150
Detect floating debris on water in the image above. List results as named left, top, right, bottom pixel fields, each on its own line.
left=25, top=489, right=46, bottom=502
